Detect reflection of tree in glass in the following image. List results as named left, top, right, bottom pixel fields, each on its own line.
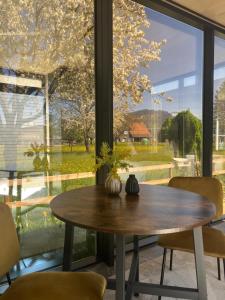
left=57, top=0, right=166, bottom=150
left=0, top=0, right=165, bottom=157
left=151, top=92, right=173, bottom=150
left=0, top=0, right=95, bottom=158
left=160, top=110, right=202, bottom=159
left=113, top=0, right=166, bottom=140
left=62, top=121, right=83, bottom=152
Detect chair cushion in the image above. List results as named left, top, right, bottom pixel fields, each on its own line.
left=158, top=226, right=225, bottom=258
left=1, top=271, right=106, bottom=300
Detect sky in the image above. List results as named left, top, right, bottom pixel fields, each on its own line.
left=133, top=7, right=225, bottom=119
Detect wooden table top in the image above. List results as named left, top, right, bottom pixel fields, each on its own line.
left=50, top=184, right=216, bottom=236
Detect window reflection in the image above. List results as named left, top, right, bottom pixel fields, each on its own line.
left=0, top=0, right=96, bottom=275
left=113, top=0, right=203, bottom=185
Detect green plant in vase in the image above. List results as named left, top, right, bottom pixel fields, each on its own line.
left=95, top=142, right=132, bottom=195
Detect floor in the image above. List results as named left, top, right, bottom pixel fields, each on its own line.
left=90, top=221, right=225, bottom=300
left=96, top=246, right=224, bottom=300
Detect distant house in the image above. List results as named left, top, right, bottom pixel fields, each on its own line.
left=129, top=122, right=151, bottom=142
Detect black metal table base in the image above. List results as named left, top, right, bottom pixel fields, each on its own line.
left=62, top=223, right=207, bottom=300
left=107, top=279, right=199, bottom=299
left=110, top=227, right=207, bottom=300
left=63, top=223, right=74, bottom=271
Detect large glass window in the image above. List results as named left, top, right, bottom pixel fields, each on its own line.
left=1, top=0, right=224, bottom=280
left=0, top=0, right=96, bottom=277
left=213, top=35, right=225, bottom=215
left=113, top=0, right=203, bottom=186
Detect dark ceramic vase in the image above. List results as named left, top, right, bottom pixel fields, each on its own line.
left=125, top=174, right=139, bottom=195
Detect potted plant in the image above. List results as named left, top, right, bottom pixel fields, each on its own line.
left=95, top=142, right=131, bottom=195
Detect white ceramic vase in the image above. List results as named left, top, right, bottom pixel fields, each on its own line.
left=105, top=173, right=122, bottom=195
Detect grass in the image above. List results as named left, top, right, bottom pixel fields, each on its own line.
left=0, top=142, right=173, bottom=174
left=48, top=143, right=173, bottom=174
left=50, top=151, right=95, bottom=173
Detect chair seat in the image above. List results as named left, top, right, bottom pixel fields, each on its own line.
left=158, top=226, right=225, bottom=258
left=1, top=271, right=106, bottom=300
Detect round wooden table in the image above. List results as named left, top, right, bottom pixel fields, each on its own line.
left=50, top=184, right=216, bottom=300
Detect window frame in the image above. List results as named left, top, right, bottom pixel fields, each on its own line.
left=95, top=0, right=225, bottom=264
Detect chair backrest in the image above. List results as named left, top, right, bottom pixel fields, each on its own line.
left=0, top=203, right=20, bottom=278
left=168, top=177, right=223, bottom=220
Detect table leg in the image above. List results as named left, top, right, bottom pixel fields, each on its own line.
left=134, top=236, right=139, bottom=297
left=63, top=222, right=74, bottom=271
left=193, top=226, right=207, bottom=300
left=116, top=234, right=126, bottom=300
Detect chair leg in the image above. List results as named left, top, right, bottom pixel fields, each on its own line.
left=223, top=259, right=225, bottom=279
left=158, top=248, right=167, bottom=300
left=169, top=249, right=173, bottom=271
left=6, top=272, right=11, bottom=286
left=217, top=258, right=221, bottom=281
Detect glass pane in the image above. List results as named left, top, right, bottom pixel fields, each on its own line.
left=213, top=36, right=225, bottom=216
left=0, top=0, right=96, bottom=277
left=113, top=0, right=203, bottom=187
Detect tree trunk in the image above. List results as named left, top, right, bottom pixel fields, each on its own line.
left=83, top=129, right=90, bottom=152
left=69, top=142, right=73, bottom=152
left=85, top=140, right=90, bottom=153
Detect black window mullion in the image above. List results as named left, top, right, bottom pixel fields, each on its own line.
left=94, top=0, right=114, bottom=266
left=202, top=28, right=214, bottom=177
left=95, top=0, right=113, bottom=183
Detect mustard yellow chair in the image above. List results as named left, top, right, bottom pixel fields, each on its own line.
left=0, top=203, right=106, bottom=300
left=158, top=176, right=225, bottom=297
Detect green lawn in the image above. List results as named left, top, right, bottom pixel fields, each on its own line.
left=48, top=142, right=173, bottom=174
left=0, top=142, right=173, bottom=174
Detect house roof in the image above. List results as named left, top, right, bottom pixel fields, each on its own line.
left=129, top=122, right=151, bottom=138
